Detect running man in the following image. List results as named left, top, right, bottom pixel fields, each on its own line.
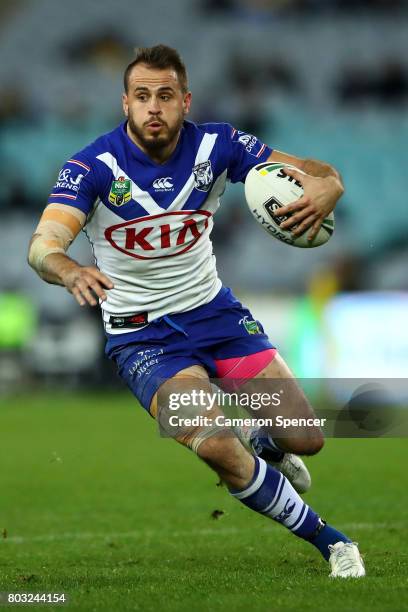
left=28, top=45, right=365, bottom=578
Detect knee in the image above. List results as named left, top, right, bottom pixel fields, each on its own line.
left=284, top=432, right=324, bottom=456
left=304, top=433, right=324, bottom=455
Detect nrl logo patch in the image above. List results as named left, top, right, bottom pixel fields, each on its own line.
left=108, top=176, right=131, bottom=207
left=193, top=160, right=213, bottom=192
left=239, top=315, right=261, bottom=335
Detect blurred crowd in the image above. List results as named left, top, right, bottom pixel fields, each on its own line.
left=202, top=0, right=408, bottom=15
left=0, top=0, right=407, bottom=388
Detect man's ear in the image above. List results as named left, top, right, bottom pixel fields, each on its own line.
left=183, top=92, right=192, bottom=115
left=122, top=92, right=129, bottom=117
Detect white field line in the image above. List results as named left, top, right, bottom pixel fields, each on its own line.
left=0, top=523, right=396, bottom=545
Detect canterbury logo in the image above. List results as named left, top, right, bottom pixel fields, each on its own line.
left=153, top=177, right=173, bottom=190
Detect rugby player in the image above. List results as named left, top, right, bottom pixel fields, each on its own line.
left=28, top=45, right=365, bottom=578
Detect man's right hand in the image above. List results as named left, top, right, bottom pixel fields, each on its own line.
left=61, top=265, right=114, bottom=307
left=27, top=204, right=114, bottom=307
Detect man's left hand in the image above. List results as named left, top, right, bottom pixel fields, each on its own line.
left=276, top=167, right=344, bottom=242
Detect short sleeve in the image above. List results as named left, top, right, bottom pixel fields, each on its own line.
left=48, top=155, right=98, bottom=214
left=226, top=124, right=273, bottom=184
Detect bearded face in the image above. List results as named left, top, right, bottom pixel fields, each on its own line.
left=126, top=105, right=185, bottom=154
left=123, top=63, right=191, bottom=160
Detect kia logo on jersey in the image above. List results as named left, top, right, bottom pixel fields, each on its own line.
left=104, top=211, right=211, bottom=260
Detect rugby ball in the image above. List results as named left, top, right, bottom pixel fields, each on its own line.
left=245, top=162, right=334, bottom=248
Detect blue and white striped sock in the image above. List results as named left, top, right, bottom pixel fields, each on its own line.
left=230, top=456, right=319, bottom=538
left=229, top=456, right=350, bottom=559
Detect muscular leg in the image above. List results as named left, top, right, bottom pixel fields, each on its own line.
left=238, top=352, right=324, bottom=456
left=148, top=365, right=363, bottom=575
left=150, top=365, right=254, bottom=490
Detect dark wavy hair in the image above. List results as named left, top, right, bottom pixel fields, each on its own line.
left=124, top=44, right=188, bottom=93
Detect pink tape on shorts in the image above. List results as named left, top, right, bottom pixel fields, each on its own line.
left=214, top=348, right=277, bottom=391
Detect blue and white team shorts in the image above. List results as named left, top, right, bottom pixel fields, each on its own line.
left=105, top=287, right=276, bottom=413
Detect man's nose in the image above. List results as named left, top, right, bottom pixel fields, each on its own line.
left=148, top=97, right=161, bottom=113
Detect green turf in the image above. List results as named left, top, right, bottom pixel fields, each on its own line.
left=1, top=391, right=407, bottom=611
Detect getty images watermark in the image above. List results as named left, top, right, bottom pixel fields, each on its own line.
left=167, top=389, right=327, bottom=430
left=156, top=379, right=408, bottom=438
left=169, top=388, right=282, bottom=410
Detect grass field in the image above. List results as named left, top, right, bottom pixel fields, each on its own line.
left=1, top=391, right=407, bottom=611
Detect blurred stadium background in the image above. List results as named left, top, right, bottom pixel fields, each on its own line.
left=0, top=0, right=408, bottom=392
left=1, top=3, right=408, bottom=609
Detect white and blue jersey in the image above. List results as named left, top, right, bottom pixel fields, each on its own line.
left=48, top=121, right=272, bottom=334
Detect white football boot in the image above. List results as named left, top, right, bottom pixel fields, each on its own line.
left=329, top=542, right=366, bottom=578
left=264, top=451, right=311, bottom=494
left=235, top=425, right=311, bottom=494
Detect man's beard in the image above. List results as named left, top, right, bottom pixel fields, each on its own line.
left=127, top=113, right=184, bottom=153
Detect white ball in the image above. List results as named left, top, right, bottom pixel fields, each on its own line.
left=244, top=162, right=335, bottom=248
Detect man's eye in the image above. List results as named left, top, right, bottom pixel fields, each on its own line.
left=137, top=95, right=147, bottom=101
left=161, top=95, right=170, bottom=101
